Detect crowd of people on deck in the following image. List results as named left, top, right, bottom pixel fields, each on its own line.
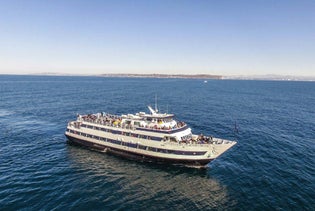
left=78, top=113, right=186, bottom=131
left=80, top=113, right=122, bottom=127
left=180, top=134, right=214, bottom=144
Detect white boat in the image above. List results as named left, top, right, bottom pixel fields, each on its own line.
left=65, top=106, right=236, bottom=168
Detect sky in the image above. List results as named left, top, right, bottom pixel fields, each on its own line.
left=0, top=0, right=314, bottom=76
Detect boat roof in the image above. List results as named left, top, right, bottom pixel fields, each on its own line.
left=141, top=113, right=175, bottom=119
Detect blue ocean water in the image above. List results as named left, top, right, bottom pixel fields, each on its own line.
left=0, top=75, right=314, bottom=210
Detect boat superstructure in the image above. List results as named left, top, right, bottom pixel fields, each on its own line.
left=65, top=106, right=236, bottom=168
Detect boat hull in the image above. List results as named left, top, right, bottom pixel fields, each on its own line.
left=66, top=134, right=213, bottom=167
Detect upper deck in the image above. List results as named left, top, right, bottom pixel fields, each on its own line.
left=77, top=111, right=187, bottom=134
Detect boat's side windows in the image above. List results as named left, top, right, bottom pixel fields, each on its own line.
left=170, top=137, right=176, bottom=142
left=139, top=145, right=146, bottom=150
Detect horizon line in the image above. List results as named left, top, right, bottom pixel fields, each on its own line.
left=1, top=72, right=315, bottom=82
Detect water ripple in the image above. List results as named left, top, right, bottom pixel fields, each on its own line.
left=0, top=76, right=314, bottom=210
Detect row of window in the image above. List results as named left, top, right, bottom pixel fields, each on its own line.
left=67, top=129, right=206, bottom=156
left=80, top=123, right=162, bottom=141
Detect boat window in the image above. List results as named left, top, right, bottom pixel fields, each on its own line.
left=139, top=145, right=146, bottom=150
left=181, top=133, right=192, bottom=140
left=170, top=137, right=177, bottom=142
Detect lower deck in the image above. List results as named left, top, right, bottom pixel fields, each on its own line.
left=66, top=134, right=213, bottom=167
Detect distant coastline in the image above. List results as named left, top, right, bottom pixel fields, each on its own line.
left=101, top=74, right=315, bottom=81
left=1, top=73, right=314, bottom=81
left=100, top=73, right=222, bottom=79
